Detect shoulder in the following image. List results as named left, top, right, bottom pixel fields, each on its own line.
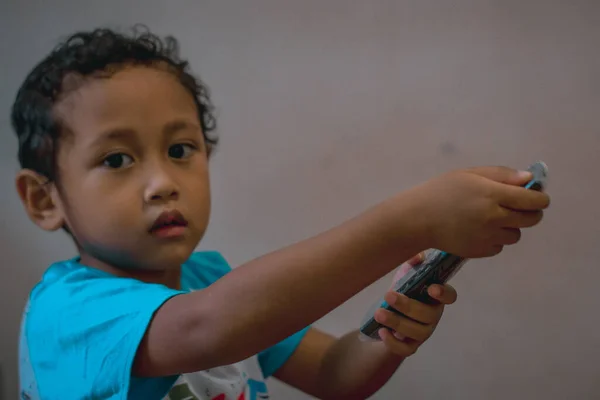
left=24, top=257, right=183, bottom=347
left=181, top=251, right=233, bottom=290
left=27, top=258, right=179, bottom=318
left=22, top=258, right=182, bottom=399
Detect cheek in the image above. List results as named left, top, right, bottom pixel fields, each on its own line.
left=194, top=176, right=211, bottom=204
left=186, top=161, right=211, bottom=199
left=64, top=185, right=142, bottom=240
left=182, top=168, right=211, bottom=224
left=190, top=176, right=211, bottom=214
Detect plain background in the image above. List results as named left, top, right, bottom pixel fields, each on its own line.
left=1, top=1, right=598, bottom=399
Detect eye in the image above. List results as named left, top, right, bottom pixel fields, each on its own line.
left=102, top=153, right=134, bottom=169
left=169, top=143, right=196, bottom=160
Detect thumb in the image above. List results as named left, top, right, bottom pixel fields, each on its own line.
left=468, top=166, right=532, bottom=186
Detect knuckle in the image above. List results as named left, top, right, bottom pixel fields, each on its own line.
left=480, top=182, right=497, bottom=202
left=483, top=204, right=504, bottom=227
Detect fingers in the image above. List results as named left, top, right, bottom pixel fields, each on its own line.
left=377, top=284, right=457, bottom=357
left=468, top=166, right=532, bottom=186
left=427, top=284, right=458, bottom=305
left=500, top=209, right=544, bottom=229
left=491, top=228, right=522, bottom=245
left=378, top=328, right=419, bottom=357
left=467, top=165, right=550, bottom=211
left=374, top=308, right=434, bottom=343
left=494, top=183, right=550, bottom=211
left=383, top=292, right=442, bottom=325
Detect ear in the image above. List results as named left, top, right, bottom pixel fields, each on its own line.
left=16, top=169, right=65, bottom=231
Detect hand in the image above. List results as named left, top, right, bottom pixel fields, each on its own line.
left=401, top=166, right=550, bottom=258
left=373, top=253, right=458, bottom=358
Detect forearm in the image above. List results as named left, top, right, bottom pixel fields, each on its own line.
left=197, top=197, right=428, bottom=364
left=316, top=330, right=404, bottom=399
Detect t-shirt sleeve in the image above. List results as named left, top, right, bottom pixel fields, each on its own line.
left=25, top=267, right=184, bottom=399
left=258, top=327, right=311, bottom=378
left=181, top=251, right=232, bottom=289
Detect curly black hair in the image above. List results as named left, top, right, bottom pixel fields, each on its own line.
left=11, top=26, right=218, bottom=182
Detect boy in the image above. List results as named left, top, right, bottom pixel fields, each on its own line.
left=13, top=27, right=549, bottom=400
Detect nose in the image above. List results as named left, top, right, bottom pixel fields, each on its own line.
left=143, top=166, right=179, bottom=204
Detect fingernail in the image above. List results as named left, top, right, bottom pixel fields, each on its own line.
left=429, top=285, right=443, bottom=297
left=517, top=170, right=532, bottom=179
left=384, top=292, right=398, bottom=304
left=414, top=252, right=425, bottom=264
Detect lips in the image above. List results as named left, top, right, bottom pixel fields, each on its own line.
left=150, top=210, right=189, bottom=237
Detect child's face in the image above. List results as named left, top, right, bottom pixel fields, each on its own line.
left=53, top=66, right=211, bottom=271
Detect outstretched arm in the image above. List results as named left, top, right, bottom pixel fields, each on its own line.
left=274, top=279, right=457, bottom=400
left=134, top=198, right=429, bottom=376
left=133, top=167, right=546, bottom=377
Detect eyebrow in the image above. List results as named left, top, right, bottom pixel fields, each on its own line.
left=89, top=119, right=201, bottom=148
left=164, top=120, right=199, bottom=134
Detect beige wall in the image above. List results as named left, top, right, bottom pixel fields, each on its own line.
left=1, top=1, right=598, bottom=398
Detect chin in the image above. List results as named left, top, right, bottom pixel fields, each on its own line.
left=149, top=246, right=195, bottom=268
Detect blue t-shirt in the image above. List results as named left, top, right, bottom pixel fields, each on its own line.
left=19, top=251, right=309, bottom=400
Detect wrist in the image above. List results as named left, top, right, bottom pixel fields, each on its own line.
left=377, top=189, right=434, bottom=253
left=372, top=340, right=406, bottom=360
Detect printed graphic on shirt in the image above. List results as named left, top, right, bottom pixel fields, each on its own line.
left=164, top=358, right=269, bottom=400
left=166, top=379, right=268, bottom=400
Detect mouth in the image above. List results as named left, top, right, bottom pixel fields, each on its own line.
left=149, top=210, right=189, bottom=238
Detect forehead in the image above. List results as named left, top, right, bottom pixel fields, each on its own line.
left=56, top=66, right=199, bottom=143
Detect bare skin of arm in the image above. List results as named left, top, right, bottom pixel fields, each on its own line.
left=274, top=282, right=458, bottom=399
left=134, top=195, right=427, bottom=376
left=133, top=167, right=549, bottom=377
left=274, top=328, right=404, bottom=400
